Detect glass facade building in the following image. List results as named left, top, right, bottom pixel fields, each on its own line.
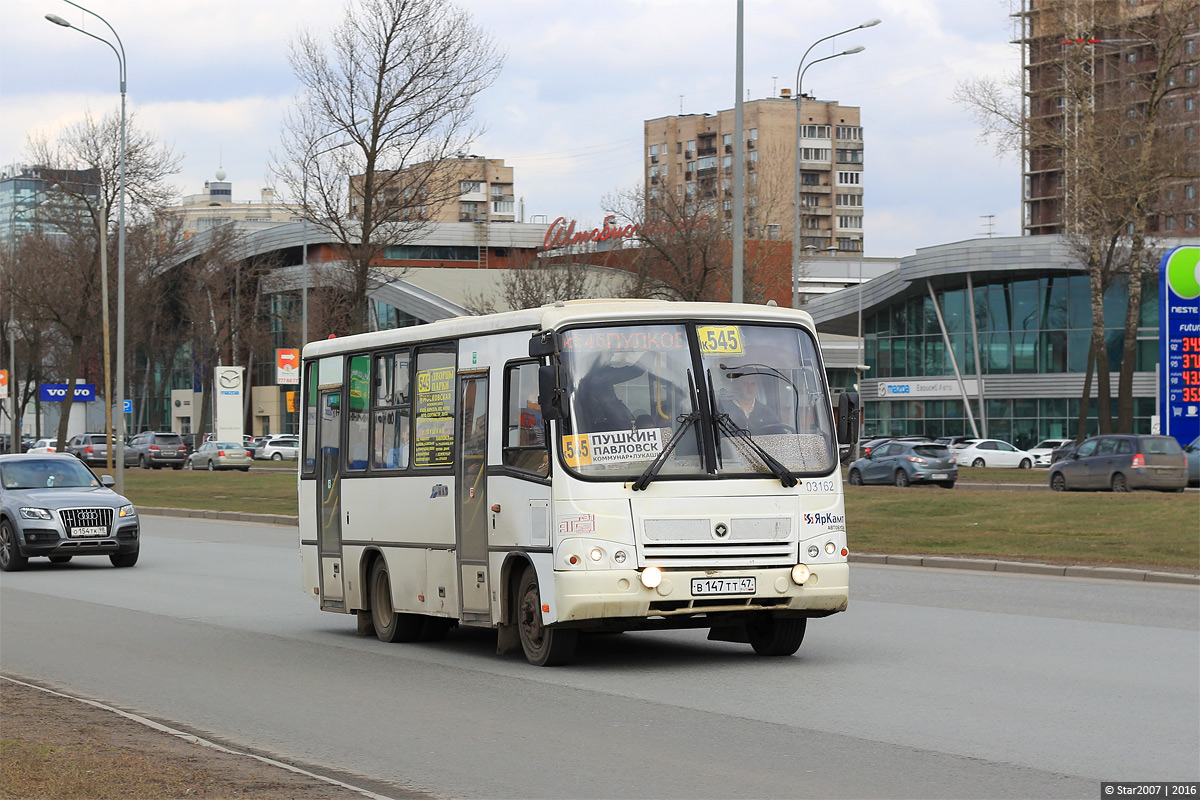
left=806, top=236, right=1169, bottom=451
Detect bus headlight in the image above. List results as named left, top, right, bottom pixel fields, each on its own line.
left=589, top=547, right=604, bottom=562
left=808, top=545, right=820, bottom=558
left=825, top=541, right=837, bottom=555
left=613, top=550, right=627, bottom=564
left=640, top=566, right=663, bottom=589
left=791, top=564, right=811, bottom=585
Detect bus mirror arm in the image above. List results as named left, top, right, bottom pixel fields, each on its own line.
left=538, top=364, right=565, bottom=422
left=837, top=392, right=861, bottom=445
left=529, top=331, right=559, bottom=358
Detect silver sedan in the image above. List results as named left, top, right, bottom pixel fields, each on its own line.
left=0, top=454, right=140, bottom=571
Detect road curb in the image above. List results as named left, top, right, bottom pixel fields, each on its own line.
left=141, top=506, right=299, bottom=528
left=849, top=552, right=1199, bottom=585
left=136, top=507, right=1199, bottom=586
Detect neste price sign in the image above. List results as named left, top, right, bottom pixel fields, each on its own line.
left=1159, top=245, right=1200, bottom=446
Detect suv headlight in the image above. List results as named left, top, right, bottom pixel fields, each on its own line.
left=19, top=507, right=53, bottom=520
left=118, top=504, right=137, bottom=518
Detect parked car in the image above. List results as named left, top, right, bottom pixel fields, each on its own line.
left=1186, top=436, right=1199, bottom=487
left=26, top=438, right=59, bottom=454
left=0, top=453, right=139, bottom=571
left=954, top=439, right=1035, bottom=469
left=1048, top=434, right=1187, bottom=492
left=66, top=433, right=117, bottom=467
left=186, top=441, right=252, bottom=471
left=257, top=437, right=299, bottom=461
left=847, top=440, right=957, bottom=488
left=126, top=431, right=188, bottom=470
left=859, top=438, right=892, bottom=458
left=1051, top=439, right=1082, bottom=464
left=1028, top=438, right=1071, bottom=467
left=935, top=436, right=975, bottom=448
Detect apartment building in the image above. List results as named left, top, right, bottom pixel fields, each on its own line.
left=643, top=95, right=865, bottom=252
left=1018, top=0, right=1199, bottom=237
left=350, top=155, right=516, bottom=224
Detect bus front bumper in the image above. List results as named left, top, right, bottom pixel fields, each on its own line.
left=551, top=562, right=848, bottom=625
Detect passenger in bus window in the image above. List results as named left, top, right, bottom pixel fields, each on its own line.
left=575, top=361, right=642, bottom=432
left=385, top=419, right=409, bottom=468
left=724, top=374, right=780, bottom=434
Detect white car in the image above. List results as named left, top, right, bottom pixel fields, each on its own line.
left=955, top=438, right=1035, bottom=469
left=258, top=437, right=299, bottom=461
left=1028, top=438, right=1071, bottom=467
left=26, top=438, right=59, bottom=454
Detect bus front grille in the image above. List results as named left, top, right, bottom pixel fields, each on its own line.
left=640, top=516, right=794, bottom=568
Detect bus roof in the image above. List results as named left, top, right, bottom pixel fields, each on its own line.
left=301, top=299, right=817, bottom=360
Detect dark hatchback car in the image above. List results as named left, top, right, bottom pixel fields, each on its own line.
left=848, top=441, right=958, bottom=488
left=125, top=431, right=188, bottom=470
left=1048, top=434, right=1187, bottom=492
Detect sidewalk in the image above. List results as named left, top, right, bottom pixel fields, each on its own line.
left=139, top=506, right=1200, bottom=586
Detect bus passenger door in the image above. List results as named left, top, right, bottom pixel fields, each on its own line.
left=317, top=389, right=344, bottom=610
left=456, top=373, right=490, bottom=618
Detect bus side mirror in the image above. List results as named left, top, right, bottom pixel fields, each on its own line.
left=529, top=331, right=559, bottom=358
left=837, top=391, right=860, bottom=445
left=538, top=364, right=565, bottom=421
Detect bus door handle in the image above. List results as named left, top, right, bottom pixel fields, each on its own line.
left=491, top=504, right=501, bottom=530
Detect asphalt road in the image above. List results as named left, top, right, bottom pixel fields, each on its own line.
left=1, top=517, right=1197, bottom=799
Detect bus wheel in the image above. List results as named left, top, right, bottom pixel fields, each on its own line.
left=746, top=615, right=806, bottom=657
left=517, top=565, right=577, bottom=666
left=368, top=559, right=423, bottom=643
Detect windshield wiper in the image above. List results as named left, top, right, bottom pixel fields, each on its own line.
left=632, top=370, right=701, bottom=492
left=711, top=411, right=798, bottom=488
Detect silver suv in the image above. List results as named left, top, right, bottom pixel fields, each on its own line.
left=125, top=431, right=188, bottom=470
left=66, top=433, right=116, bottom=467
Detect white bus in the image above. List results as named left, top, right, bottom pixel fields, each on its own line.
left=298, top=300, right=860, bottom=665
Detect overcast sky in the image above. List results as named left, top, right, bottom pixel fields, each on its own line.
left=1, top=0, right=1023, bottom=258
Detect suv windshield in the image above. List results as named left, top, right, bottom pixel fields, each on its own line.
left=558, top=322, right=836, bottom=481
left=1, top=459, right=100, bottom=489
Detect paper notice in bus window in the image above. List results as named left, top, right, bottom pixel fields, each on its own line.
left=697, top=325, right=743, bottom=355
left=414, top=417, right=454, bottom=467
left=562, top=429, right=664, bottom=467
left=416, top=366, right=455, bottom=415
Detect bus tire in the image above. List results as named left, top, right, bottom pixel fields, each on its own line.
left=517, top=565, right=577, bottom=666
left=747, top=615, right=806, bottom=657
left=368, top=559, right=424, bottom=643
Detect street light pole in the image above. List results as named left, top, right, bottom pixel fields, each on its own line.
left=46, top=1, right=127, bottom=494
left=791, top=19, right=878, bottom=310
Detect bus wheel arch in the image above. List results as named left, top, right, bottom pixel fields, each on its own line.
left=367, top=557, right=424, bottom=643
left=496, top=553, right=534, bottom=655
left=516, top=564, right=578, bottom=666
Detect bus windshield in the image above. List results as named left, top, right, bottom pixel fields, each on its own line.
left=558, top=322, right=836, bottom=480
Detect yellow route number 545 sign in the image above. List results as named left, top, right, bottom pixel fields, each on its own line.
left=698, top=325, right=743, bottom=355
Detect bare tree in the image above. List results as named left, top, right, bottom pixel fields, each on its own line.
left=956, top=0, right=1200, bottom=435
left=21, top=109, right=179, bottom=446
left=275, top=0, right=503, bottom=335
left=464, top=250, right=616, bottom=314
left=604, top=171, right=789, bottom=304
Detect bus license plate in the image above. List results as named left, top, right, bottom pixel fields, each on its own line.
left=70, top=526, right=107, bottom=538
left=691, top=577, right=756, bottom=597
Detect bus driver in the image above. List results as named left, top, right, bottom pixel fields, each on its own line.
left=725, top=373, right=780, bottom=434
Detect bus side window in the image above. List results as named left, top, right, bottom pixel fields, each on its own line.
left=504, top=362, right=548, bottom=477
left=303, top=361, right=317, bottom=475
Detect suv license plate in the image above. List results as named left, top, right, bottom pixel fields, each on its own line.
left=70, top=526, right=107, bottom=538
left=691, top=577, right=756, bottom=597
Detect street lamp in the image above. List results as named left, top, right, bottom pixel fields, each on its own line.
left=791, top=18, right=878, bottom=310
left=47, top=1, right=127, bottom=494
